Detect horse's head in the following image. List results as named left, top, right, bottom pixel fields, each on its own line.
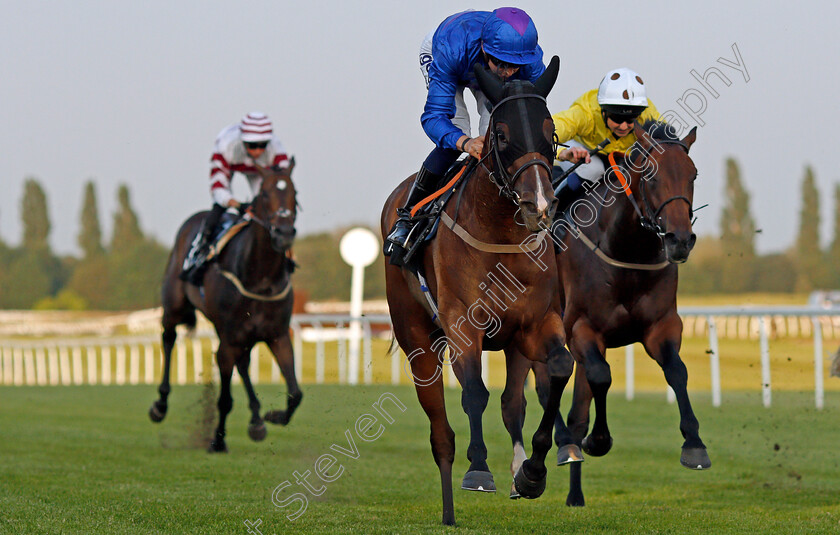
left=628, top=121, right=698, bottom=263
left=475, top=56, right=560, bottom=232
left=253, top=158, right=297, bottom=253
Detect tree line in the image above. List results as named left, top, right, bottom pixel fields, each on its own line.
left=0, top=179, right=170, bottom=310
left=0, top=160, right=835, bottom=310
left=680, top=159, right=839, bottom=294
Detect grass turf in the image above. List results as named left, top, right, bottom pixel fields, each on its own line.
left=2, top=383, right=840, bottom=534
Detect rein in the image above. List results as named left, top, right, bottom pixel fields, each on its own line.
left=607, top=141, right=694, bottom=237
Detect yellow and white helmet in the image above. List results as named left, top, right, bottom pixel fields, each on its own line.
left=597, top=68, right=648, bottom=116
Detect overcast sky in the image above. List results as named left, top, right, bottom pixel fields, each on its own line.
left=0, top=0, right=836, bottom=256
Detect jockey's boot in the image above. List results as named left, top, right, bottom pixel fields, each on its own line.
left=384, top=166, right=440, bottom=266
left=180, top=218, right=220, bottom=285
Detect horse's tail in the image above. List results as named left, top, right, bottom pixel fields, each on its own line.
left=184, top=310, right=197, bottom=338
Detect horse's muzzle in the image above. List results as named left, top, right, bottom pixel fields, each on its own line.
left=519, top=197, right=558, bottom=233
left=270, top=225, right=296, bottom=253
left=663, top=231, right=696, bottom=264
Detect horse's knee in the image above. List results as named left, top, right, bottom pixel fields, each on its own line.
left=585, top=359, right=611, bottom=389
left=218, top=394, right=233, bottom=414
left=461, top=382, right=490, bottom=413
left=162, top=329, right=177, bottom=347
left=546, top=346, right=574, bottom=378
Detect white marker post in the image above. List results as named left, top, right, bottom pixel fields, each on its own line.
left=339, top=227, right=380, bottom=385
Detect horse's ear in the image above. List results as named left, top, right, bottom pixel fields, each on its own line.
left=285, top=156, right=295, bottom=175
left=474, top=63, right=504, bottom=105
left=533, top=56, right=560, bottom=98
left=681, top=127, right=697, bottom=153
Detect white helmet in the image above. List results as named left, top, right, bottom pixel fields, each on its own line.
left=240, top=112, right=273, bottom=143
left=597, top=68, right=648, bottom=116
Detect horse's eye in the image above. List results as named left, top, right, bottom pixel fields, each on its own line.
left=277, top=181, right=287, bottom=191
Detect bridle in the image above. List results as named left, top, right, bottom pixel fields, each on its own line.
left=619, top=139, right=696, bottom=237
left=479, top=93, right=555, bottom=204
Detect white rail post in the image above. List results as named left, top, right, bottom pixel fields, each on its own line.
left=35, top=346, right=47, bottom=386
left=813, top=317, right=825, bottom=410
left=481, top=351, right=489, bottom=386
left=23, top=347, right=36, bottom=385
left=177, top=339, right=188, bottom=385
left=115, top=345, right=126, bottom=385
left=292, top=320, right=303, bottom=384
left=363, top=319, right=372, bottom=385
left=337, top=322, right=347, bottom=384
left=708, top=316, right=721, bottom=407
left=759, top=317, right=771, bottom=408
left=129, top=344, right=140, bottom=385
left=192, top=338, right=204, bottom=383
left=315, top=321, right=325, bottom=385
left=625, top=344, right=635, bottom=401
left=3, top=345, right=13, bottom=385
left=391, top=346, right=400, bottom=386
left=72, top=346, right=84, bottom=385
left=211, top=337, right=221, bottom=384
left=144, top=343, right=154, bottom=384
left=48, top=345, right=59, bottom=385
left=250, top=345, right=259, bottom=385
left=87, top=346, right=97, bottom=385
left=13, top=346, right=24, bottom=385
left=101, top=345, right=112, bottom=385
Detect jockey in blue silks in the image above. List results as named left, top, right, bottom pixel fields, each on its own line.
left=385, top=7, right=547, bottom=264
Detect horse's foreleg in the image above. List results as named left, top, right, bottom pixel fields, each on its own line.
left=515, top=342, right=575, bottom=500
left=235, top=347, right=267, bottom=442
left=501, top=349, right=530, bottom=498
left=532, top=361, right=573, bottom=461
left=402, top=328, right=456, bottom=525
left=209, top=342, right=235, bottom=453
left=149, top=327, right=177, bottom=422
left=566, top=361, right=593, bottom=507
left=455, top=347, right=495, bottom=493
left=264, top=332, right=302, bottom=426
left=644, top=316, right=710, bottom=470
left=569, top=326, right=612, bottom=459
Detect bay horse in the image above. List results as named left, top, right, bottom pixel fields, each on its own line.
left=149, top=162, right=301, bottom=453
left=504, top=120, right=710, bottom=506
left=382, top=57, right=579, bottom=525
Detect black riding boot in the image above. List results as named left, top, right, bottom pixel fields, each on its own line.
left=180, top=204, right=224, bottom=284
left=384, top=166, right=440, bottom=265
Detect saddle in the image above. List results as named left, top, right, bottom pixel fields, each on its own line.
left=401, top=158, right=476, bottom=271
left=205, top=212, right=250, bottom=263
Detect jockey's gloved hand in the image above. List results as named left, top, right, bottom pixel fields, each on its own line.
left=237, top=202, right=251, bottom=215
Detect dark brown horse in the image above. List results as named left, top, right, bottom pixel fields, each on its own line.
left=504, top=120, right=710, bottom=506
left=150, top=162, right=301, bottom=453
left=382, top=57, right=579, bottom=525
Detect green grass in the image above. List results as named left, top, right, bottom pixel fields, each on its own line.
left=1, top=384, right=839, bottom=534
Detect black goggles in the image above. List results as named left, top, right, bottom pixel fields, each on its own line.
left=606, top=112, right=640, bottom=125
left=244, top=141, right=269, bottom=150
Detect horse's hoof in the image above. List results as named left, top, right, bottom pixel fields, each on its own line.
left=566, top=491, right=585, bottom=507
left=148, top=402, right=167, bottom=423
left=509, top=481, right=521, bottom=499
left=208, top=439, right=228, bottom=453
left=461, top=470, right=496, bottom=492
left=264, top=410, right=289, bottom=426
left=680, top=447, right=711, bottom=470
left=556, top=444, right=585, bottom=465
left=248, top=421, right=267, bottom=442
left=513, top=461, right=546, bottom=499
left=581, top=434, right=612, bottom=457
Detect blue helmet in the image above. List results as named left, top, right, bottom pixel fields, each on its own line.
left=481, top=7, right=540, bottom=66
